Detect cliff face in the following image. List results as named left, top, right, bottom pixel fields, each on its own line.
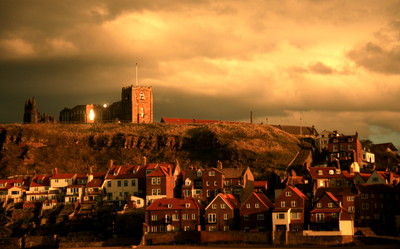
left=0, top=123, right=301, bottom=179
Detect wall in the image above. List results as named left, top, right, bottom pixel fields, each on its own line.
left=142, top=231, right=272, bottom=245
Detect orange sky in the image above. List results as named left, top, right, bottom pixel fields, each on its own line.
left=1, top=0, right=400, bottom=146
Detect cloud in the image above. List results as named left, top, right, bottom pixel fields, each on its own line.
left=348, top=42, right=400, bottom=74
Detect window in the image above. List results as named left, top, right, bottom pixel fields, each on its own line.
left=151, top=178, right=157, bottom=185
left=168, top=204, right=172, bottom=208
left=281, top=201, right=286, bottom=208
left=246, top=203, right=251, bottom=208
left=165, top=215, right=171, bottom=223
left=362, top=203, right=369, bottom=210
left=157, top=189, right=161, bottom=195
left=285, top=191, right=292, bottom=197
left=185, top=203, right=190, bottom=208
left=184, top=226, right=191, bottom=231
left=361, top=193, right=368, bottom=199
left=117, top=180, right=121, bottom=187
left=223, top=226, right=230, bottom=231
left=244, top=215, right=249, bottom=221
left=372, top=177, right=378, bottom=182
left=212, top=204, right=217, bottom=209
left=332, top=213, right=338, bottom=219
left=291, top=212, right=301, bottom=219
left=328, top=203, right=333, bottom=208
left=209, top=171, right=215, bottom=176
left=257, top=214, right=265, bottom=220
left=348, top=206, right=355, bottom=213
left=347, top=196, right=355, bottom=202
left=11, top=191, right=19, bottom=195
left=206, top=190, right=210, bottom=197
left=214, top=181, right=218, bottom=186
left=317, top=203, right=322, bottom=208
left=152, top=189, right=157, bottom=195
left=151, top=215, right=158, bottom=221
left=316, top=213, right=324, bottom=222
left=291, top=201, right=297, bottom=207
left=131, top=180, right=136, bottom=186
left=209, top=226, right=216, bottom=231
left=206, top=181, right=210, bottom=186
left=139, top=92, right=145, bottom=100
left=172, top=214, right=179, bottom=221
left=159, top=226, right=164, bottom=232
left=318, top=170, right=323, bottom=175
left=156, top=178, right=161, bottom=185
left=192, top=214, right=196, bottom=220
left=197, top=171, right=203, bottom=177
left=124, top=180, right=128, bottom=187
left=277, top=213, right=285, bottom=219
left=221, top=204, right=226, bottom=209
left=107, top=181, right=111, bottom=187
left=255, top=203, right=260, bottom=208
left=224, top=214, right=228, bottom=220
left=150, top=226, right=157, bottom=233
left=182, top=214, right=189, bottom=220
left=208, top=213, right=216, bottom=223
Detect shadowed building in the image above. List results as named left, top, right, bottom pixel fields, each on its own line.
left=59, top=85, right=153, bottom=124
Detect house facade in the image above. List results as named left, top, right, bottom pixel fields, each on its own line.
left=145, top=197, right=203, bottom=233
left=240, top=192, right=274, bottom=232
left=205, top=193, right=240, bottom=232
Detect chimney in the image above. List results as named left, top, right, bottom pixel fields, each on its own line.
left=217, top=160, right=223, bottom=170
left=108, top=159, right=114, bottom=169
left=88, top=166, right=93, bottom=182
left=53, top=168, right=58, bottom=175
left=142, top=156, right=147, bottom=166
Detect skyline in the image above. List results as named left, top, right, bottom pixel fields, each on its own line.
left=1, top=1, right=400, bottom=146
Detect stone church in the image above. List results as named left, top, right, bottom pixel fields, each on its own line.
left=59, top=85, right=153, bottom=124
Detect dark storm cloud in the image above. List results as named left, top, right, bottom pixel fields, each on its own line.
left=348, top=42, right=400, bottom=75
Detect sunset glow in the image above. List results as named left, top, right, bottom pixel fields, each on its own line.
left=1, top=0, right=400, bottom=145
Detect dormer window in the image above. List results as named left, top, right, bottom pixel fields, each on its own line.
left=329, top=170, right=334, bottom=175
left=209, top=171, right=215, bottom=176
left=185, top=203, right=190, bottom=208
left=185, top=178, right=191, bottom=186
left=168, top=204, right=173, bottom=208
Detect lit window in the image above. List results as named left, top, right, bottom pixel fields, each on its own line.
left=281, top=201, right=286, bottom=208
left=255, top=203, right=260, bottom=208
left=212, top=204, right=217, bottom=209
left=317, top=203, right=322, bottom=208
left=224, top=214, right=228, bottom=220
left=286, top=191, right=292, bottom=197
left=246, top=203, right=251, bottom=208
left=208, top=214, right=216, bottom=223
left=209, top=171, right=215, bottom=176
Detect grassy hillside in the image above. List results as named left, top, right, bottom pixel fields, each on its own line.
left=0, top=122, right=301, bottom=179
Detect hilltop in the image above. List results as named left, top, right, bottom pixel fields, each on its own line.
left=0, top=123, right=301, bottom=179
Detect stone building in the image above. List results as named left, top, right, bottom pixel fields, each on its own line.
left=23, top=97, right=56, bottom=124
left=59, top=85, right=153, bottom=123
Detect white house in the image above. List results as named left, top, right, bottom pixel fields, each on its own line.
left=103, top=165, right=140, bottom=202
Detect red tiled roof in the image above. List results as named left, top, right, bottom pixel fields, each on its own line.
left=220, top=193, right=240, bottom=209
left=52, top=173, right=76, bottom=179
left=147, top=165, right=171, bottom=177
left=326, top=192, right=339, bottom=202
left=287, top=186, right=307, bottom=199
left=253, top=192, right=274, bottom=208
left=161, top=117, right=196, bottom=124
left=86, top=179, right=103, bottom=188
left=254, top=181, right=267, bottom=188
left=146, top=197, right=202, bottom=210
left=106, top=165, right=138, bottom=179
left=310, top=208, right=342, bottom=213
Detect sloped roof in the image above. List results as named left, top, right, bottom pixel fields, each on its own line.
left=356, top=183, right=394, bottom=193
left=146, top=197, right=202, bottom=211
left=310, top=208, right=342, bottom=213
left=371, top=143, right=398, bottom=152
left=221, top=167, right=245, bottom=179
left=254, top=181, right=267, bottom=188
left=288, top=149, right=313, bottom=167
left=271, top=124, right=318, bottom=136
left=31, top=175, right=51, bottom=187
left=314, top=187, right=357, bottom=199
left=52, top=173, right=76, bottom=179
left=106, top=165, right=139, bottom=179
left=86, top=179, right=103, bottom=188
left=287, top=185, right=307, bottom=199
left=254, top=192, right=274, bottom=208
left=147, top=165, right=171, bottom=177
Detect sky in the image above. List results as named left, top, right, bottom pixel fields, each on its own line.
left=1, top=0, right=400, bottom=147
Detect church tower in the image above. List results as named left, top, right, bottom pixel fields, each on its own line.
left=121, top=85, right=153, bottom=123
